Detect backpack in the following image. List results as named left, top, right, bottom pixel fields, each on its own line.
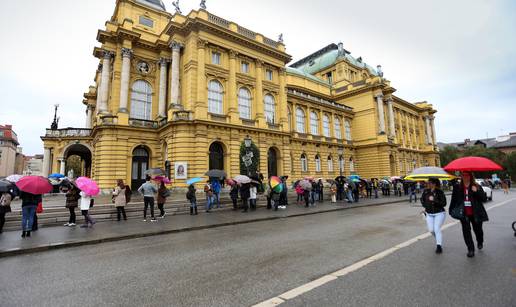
left=212, top=181, right=221, bottom=193
left=125, top=185, right=132, bottom=203
left=204, top=184, right=211, bottom=193
left=161, top=189, right=171, bottom=198
left=0, top=193, right=12, bottom=206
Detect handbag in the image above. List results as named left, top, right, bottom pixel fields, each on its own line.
left=449, top=202, right=464, bottom=220
left=90, top=199, right=95, bottom=208
left=36, top=202, right=43, bottom=214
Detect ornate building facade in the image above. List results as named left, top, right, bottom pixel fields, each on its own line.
left=41, top=0, right=439, bottom=190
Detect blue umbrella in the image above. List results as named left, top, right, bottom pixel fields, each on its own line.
left=186, top=177, right=203, bottom=185
left=49, top=173, right=65, bottom=179
left=349, top=175, right=360, bottom=182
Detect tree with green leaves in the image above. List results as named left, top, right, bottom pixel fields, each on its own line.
left=239, top=141, right=260, bottom=176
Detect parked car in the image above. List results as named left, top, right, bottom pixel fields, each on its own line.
left=476, top=179, right=493, bottom=201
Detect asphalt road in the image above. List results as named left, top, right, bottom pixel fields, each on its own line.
left=0, top=191, right=514, bottom=307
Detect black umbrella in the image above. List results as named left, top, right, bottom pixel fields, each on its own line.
left=0, top=180, right=14, bottom=193
left=335, top=176, right=347, bottom=184
left=205, top=169, right=227, bottom=178
left=145, top=168, right=166, bottom=176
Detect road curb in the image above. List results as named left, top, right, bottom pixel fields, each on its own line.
left=0, top=198, right=408, bottom=258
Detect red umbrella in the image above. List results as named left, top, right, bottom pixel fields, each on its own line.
left=444, top=156, right=503, bottom=172
left=15, top=176, right=53, bottom=195
left=153, top=176, right=171, bottom=184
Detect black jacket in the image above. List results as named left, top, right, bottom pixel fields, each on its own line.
left=240, top=183, right=250, bottom=200
left=420, top=188, right=447, bottom=214
left=229, top=185, right=239, bottom=199
left=449, top=183, right=488, bottom=222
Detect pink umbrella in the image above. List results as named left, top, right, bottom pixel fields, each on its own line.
left=154, top=176, right=171, bottom=184
left=16, top=176, right=52, bottom=195
left=226, top=178, right=236, bottom=186
left=75, top=177, right=100, bottom=196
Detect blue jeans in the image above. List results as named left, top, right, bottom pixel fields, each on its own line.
left=346, top=191, right=354, bottom=202
left=22, top=205, right=36, bottom=231
left=409, top=192, right=417, bottom=203
left=214, top=192, right=220, bottom=208
left=205, top=195, right=213, bottom=211
left=190, top=200, right=197, bottom=209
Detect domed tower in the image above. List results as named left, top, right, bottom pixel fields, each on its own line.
left=135, top=0, right=166, bottom=11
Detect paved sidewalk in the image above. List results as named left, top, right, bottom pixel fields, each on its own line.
left=0, top=197, right=414, bottom=257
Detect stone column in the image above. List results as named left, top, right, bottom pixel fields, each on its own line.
left=196, top=39, right=208, bottom=120
left=158, top=58, right=168, bottom=118
left=98, top=51, right=113, bottom=114
left=375, top=94, right=386, bottom=134
left=42, top=148, right=51, bottom=177
left=228, top=50, right=238, bottom=123
left=397, top=111, right=404, bottom=147
left=85, top=105, right=92, bottom=128
left=386, top=98, right=395, bottom=138
left=118, top=48, right=132, bottom=113
left=425, top=116, right=432, bottom=144
left=59, top=158, right=66, bottom=175
left=170, top=41, right=183, bottom=109
left=430, top=116, right=437, bottom=145
left=255, top=60, right=264, bottom=127
left=279, top=68, right=288, bottom=131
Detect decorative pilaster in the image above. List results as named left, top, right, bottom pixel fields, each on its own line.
left=228, top=49, right=238, bottom=124
left=118, top=48, right=133, bottom=113
left=158, top=58, right=168, bottom=118
left=255, top=59, right=264, bottom=127
left=169, top=41, right=183, bottom=110
left=42, top=148, right=51, bottom=177
left=278, top=67, right=287, bottom=131
left=98, top=51, right=114, bottom=114
left=195, top=39, right=208, bottom=120
left=375, top=94, right=386, bottom=134
left=59, top=158, right=66, bottom=175
left=386, top=97, right=395, bottom=138
left=85, top=105, right=93, bottom=128
left=425, top=116, right=432, bottom=144
left=430, top=116, right=437, bottom=145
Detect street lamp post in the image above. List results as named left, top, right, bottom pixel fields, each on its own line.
left=244, top=136, right=253, bottom=176
left=337, top=147, right=344, bottom=176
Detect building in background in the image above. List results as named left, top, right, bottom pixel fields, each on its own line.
left=41, top=0, right=439, bottom=190
left=23, top=155, right=44, bottom=176
left=438, top=132, right=516, bottom=154
left=0, top=125, right=21, bottom=177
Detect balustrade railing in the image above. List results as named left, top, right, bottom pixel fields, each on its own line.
left=45, top=128, right=92, bottom=138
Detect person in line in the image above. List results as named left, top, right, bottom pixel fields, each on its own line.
left=204, top=181, right=213, bottom=213
left=295, top=183, right=304, bottom=205
left=409, top=183, right=417, bottom=203
left=138, top=175, right=157, bottom=222
left=63, top=183, right=80, bottom=226
left=230, top=183, right=239, bottom=211
left=212, top=179, right=222, bottom=208
left=249, top=182, right=257, bottom=211
left=279, top=177, right=289, bottom=208
left=372, top=179, right=379, bottom=198
left=19, top=191, right=41, bottom=237
left=240, top=182, right=251, bottom=213
left=351, top=181, right=359, bottom=203
left=113, top=179, right=128, bottom=221
left=330, top=181, right=337, bottom=203
left=421, top=178, right=447, bottom=254
left=344, top=182, right=353, bottom=203
left=449, top=172, right=489, bottom=258
left=501, top=179, right=509, bottom=194
left=186, top=184, right=198, bottom=215
left=303, top=188, right=311, bottom=208
left=317, top=179, right=324, bottom=202
left=79, top=190, right=95, bottom=228
left=0, top=191, right=13, bottom=233
left=366, top=180, right=372, bottom=199
left=157, top=181, right=170, bottom=218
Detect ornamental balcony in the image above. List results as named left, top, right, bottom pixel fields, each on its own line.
left=45, top=128, right=92, bottom=138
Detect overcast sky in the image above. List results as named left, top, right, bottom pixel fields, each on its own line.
left=1, top=0, right=515, bottom=155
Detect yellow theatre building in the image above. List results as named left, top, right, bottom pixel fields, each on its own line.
left=41, top=0, right=440, bottom=191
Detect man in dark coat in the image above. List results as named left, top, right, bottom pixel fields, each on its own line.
left=240, top=183, right=251, bottom=213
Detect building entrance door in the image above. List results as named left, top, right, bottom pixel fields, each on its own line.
left=132, top=147, right=149, bottom=190
left=267, top=148, right=278, bottom=177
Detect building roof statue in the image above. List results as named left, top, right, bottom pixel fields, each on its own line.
left=278, top=33, right=284, bottom=44
left=172, top=0, right=182, bottom=14
left=200, top=0, right=206, bottom=10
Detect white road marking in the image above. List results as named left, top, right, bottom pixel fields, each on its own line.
left=252, top=197, right=516, bottom=307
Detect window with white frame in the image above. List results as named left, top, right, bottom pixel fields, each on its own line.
left=266, top=69, right=273, bottom=81
left=315, top=155, right=321, bottom=172
left=264, top=94, right=275, bottom=124
left=327, top=155, right=333, bottom=172
left=323, top=114, right=330, bottom=137
left=349, top=157, right=355, bottom=172
left=212, top=52, right=221, bottom=65
left=334, top=117, right=342, bottom=139
left=339, top=155, right=344, bottom=173
left=310, top=111, right=319, bottom=135
left=301, top=154, right=308, bottom=172
left=238, top=87, right=251, bottom=119
left=241, top=61, right=249, bottom=73
left=345, top=119, right=352, bottom=140
left=208, top=80, right=224, bottom=114
left=296, top=108, right=306, bottom=133
left=130, top=80, right=153, bottom=120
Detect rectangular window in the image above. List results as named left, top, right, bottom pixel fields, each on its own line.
left=212, top=52, right=221, bottom=65
left=241, top=62, right=249, bottom=73
left=266, top=69, right=273, bottom=81
left=325, top=72, right=333, bottom=84
left=139, top=16, right=154, bottom=28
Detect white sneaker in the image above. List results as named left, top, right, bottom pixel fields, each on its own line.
left=63, top=223, right=70, bottom=226
left=151, top=219, right=157, bottom=222
left=69, top=223, right=76, bottom=227
left=143, top=219, right=147, bottom=222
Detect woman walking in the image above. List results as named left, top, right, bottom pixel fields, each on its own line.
left=0, top=191, right=13, bottom=233
left=186, top=184, right=198, bottom=215
left=19, top=191, right=41, bottom=237
left=449, top=172, right=488, bottom=258
left=80, top=191, right=95, bottom=228
left=63, top=183, right=80, bottom=226
left=420, top=178, right=447, bottom=254
left=249, top=183, right=257, bottom=211
left=138, top=176, right=158, bottom=222
left=157, top=181, right=169, bottom=218
left=113, top=180, right=128, bottom=221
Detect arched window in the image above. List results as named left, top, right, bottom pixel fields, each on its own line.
left=339, top=155, right=344, bottom=173
left=130, top=80, right=152, bottom=120
left=345, top=119, right=352, bottom=140
left=238, top=88, right=251, bottom=119
left=334, top=117, right=342, bottom=139
left=264, top=94, right=276, bottom=124
left=208, top=80, right=223, bottom=114
left=315, top=155, right=321, bottom=172
left=323, top=114, right=330, bottom=137
left=296, top=108, right=306, bottom=133
left=327, top=155, right=333, bottom=172
left=310, top=112, right=319, bottom=135
left=301, top=154, right=308, bottom=172
left=349, top=157, right=355, bottom=172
